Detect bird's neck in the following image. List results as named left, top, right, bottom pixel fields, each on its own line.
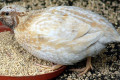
left=13, top=12, right=29, bottom=29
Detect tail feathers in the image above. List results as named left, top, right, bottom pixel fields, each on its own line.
left=114, top=36, right=120, bottom=42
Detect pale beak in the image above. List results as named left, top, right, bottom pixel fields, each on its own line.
left=0, top=13, right=3, bottom=22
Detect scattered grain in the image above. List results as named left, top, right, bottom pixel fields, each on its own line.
left=0, top=31, right=54, bottom=76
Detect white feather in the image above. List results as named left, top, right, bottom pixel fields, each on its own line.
left=1, top=6, right=120, bottom=65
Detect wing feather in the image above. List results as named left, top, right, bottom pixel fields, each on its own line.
left=44, top=31, right=103, bottom=53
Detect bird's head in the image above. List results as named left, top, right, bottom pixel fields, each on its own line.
left=0, top=5, right=26, bottom=29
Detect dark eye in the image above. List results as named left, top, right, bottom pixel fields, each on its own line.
left=5, top=12, right=9, bottom=15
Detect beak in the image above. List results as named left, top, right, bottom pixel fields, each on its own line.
left=0, top=17, right=4, bottom=25
left=0, top=13, right=3, bottom=22
left=0, top=13, right=5, bottom=25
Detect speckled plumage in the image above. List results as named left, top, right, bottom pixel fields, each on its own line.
left=0, top=5, right=26, bottom=28
left=0, top=5, right=120, bottom=65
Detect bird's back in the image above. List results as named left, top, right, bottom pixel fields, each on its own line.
left=14, top=6, right=120, bottom=65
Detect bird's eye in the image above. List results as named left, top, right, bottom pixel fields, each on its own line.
left=5, top=12, right=9, bottom=16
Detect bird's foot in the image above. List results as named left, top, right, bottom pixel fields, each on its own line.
left=51, top=64, right=63, bottom=70
left=35, top=63, right=63, bottom=71
left=70, top=57, right=93, bottom=76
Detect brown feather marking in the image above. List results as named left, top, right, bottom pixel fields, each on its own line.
left=15, top=16, right=19, bottom=27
